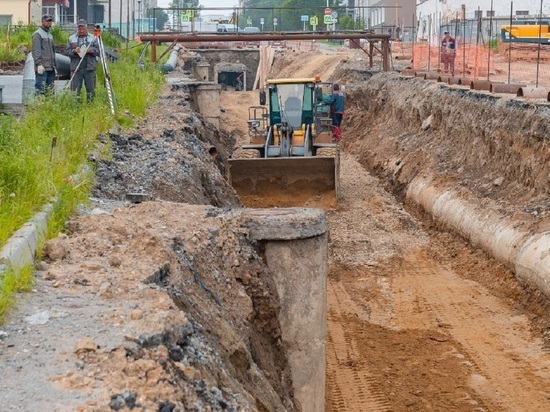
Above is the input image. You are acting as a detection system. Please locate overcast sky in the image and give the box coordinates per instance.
[157,0,238,9]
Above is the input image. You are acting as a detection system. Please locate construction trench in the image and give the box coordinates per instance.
[1,47,550,411]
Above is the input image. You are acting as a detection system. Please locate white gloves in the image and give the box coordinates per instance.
[37,65,45,75]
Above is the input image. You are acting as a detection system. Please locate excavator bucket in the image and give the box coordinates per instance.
[228,156,339,209]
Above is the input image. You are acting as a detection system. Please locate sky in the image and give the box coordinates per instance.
[156,0,239,17]
[157,1,237,9]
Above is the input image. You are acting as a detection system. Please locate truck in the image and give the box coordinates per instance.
[228,77,340,208]
[501,20,550,43]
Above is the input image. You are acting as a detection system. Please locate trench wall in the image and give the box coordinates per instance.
[344,72,550,298]
[185,49,260,91]
[346,73,550,206]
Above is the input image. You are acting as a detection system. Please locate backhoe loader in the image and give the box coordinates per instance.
[228,77,340,208]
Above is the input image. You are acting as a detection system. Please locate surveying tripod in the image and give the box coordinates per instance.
[66,26,115,115]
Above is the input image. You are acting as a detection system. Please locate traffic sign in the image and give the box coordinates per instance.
[323,15,332,25]
[331,11,338,18]
[301,15,308,22]
[309,16,318,26]
[325,8,331,15]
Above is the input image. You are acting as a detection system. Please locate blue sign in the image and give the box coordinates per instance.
[301,15,308,22]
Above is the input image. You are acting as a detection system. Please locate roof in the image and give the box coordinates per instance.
[266,78,317,85]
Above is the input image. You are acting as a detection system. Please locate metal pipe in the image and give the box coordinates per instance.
[490,83,525,94]
[162,45,181,73]
[448,77,461,85]
[139,32,390,42]
[141,32,391,68]
[424,71,440,80]
[470,80,492,91]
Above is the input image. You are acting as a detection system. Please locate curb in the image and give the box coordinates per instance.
[0,203,53,288]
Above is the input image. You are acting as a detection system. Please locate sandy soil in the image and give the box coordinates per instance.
[1,45,549,412]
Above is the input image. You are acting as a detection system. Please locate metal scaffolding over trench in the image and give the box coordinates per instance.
[138,32,392,71]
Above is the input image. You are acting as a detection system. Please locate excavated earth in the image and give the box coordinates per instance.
[1,46,550,412]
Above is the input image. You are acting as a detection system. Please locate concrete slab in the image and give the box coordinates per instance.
[0,204,53,287]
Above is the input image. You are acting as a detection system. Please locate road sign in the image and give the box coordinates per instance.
[309,16,318,26]
[260,18,265,25]
[273,17,278,27]
[324,15,332,25]
[331,11,338,19]
[301,15,308,22]
[325,8,331,15]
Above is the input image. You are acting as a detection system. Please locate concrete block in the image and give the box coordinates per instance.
[0,204,53,286]
[238,207,328,412]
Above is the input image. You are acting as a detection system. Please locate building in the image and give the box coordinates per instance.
[358,0,416,38]
[0,0,158,28]
[1,0,43,24]
[416,0,548,42]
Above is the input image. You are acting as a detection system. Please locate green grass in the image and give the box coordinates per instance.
[0,265,34,323]
[0,52,165,322]
[0,23,69,63]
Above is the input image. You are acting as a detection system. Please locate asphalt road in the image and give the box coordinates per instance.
[0,75,68,104]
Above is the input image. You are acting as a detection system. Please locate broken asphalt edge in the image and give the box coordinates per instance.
[0,203,53,290]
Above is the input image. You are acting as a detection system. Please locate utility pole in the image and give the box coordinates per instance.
[138,0,142,33]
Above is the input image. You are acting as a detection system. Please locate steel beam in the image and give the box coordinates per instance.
[139,31,390,70]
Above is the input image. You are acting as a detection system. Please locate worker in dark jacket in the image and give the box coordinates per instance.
[326,83,345,142]
[31,14,57,94]
[66,19,99,101]
[441,31,456,74]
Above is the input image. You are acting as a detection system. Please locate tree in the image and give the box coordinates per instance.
[146,8,168,31]
[242,0,326,31]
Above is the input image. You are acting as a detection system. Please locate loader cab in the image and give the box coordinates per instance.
[266,79,316,129]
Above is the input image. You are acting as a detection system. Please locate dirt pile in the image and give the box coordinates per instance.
[3,45,550,412]
[0,74,298,410]
[92,82,240,208]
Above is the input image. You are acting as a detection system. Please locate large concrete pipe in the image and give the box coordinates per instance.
[185,82,222,127]
[23,52,71,103]
[163,45,182,73]
[517,86,549,99]
[241,208,328,412]
[406,175,550,299]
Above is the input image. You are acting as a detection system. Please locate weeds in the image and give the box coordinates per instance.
[0,265,34,323]
[0,23,69,63]
[0,51,165,321]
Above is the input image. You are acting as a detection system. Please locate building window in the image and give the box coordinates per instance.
[516,10,529,16]
[0,15,12,25]
[474,10,483,19]
[42,6,56,19]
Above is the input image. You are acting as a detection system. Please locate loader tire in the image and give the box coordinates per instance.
[233,148,261,159]
[316,147,339,158]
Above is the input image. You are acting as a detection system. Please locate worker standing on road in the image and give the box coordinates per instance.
[31,14,57,95]
[326,83,345,142]
[441,31,456,75]
[66,20,99,101]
